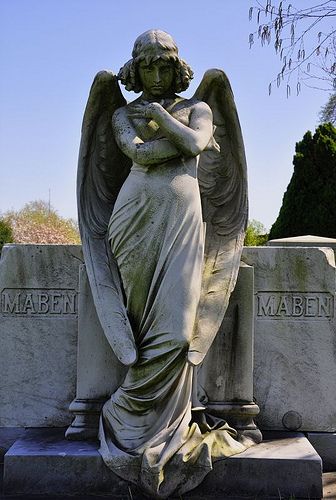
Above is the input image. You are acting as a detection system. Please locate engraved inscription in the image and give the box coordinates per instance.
[1,289,77,316]
[256,292,334,320]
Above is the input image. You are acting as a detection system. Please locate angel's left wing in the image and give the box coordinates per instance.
[77,71,137,366]
[188,69,248,366]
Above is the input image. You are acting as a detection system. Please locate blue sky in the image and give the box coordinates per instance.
[0,0,332,230]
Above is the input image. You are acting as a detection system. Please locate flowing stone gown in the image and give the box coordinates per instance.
[78,70,251,498]
[99,159,247,497]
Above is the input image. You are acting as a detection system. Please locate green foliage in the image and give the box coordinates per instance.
[270,123,336,239]
[0,218,13,254]
[244,219,269,246]
[3,200,80,244]
[320,92,336,125]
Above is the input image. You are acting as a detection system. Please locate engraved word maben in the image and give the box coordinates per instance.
[1,288,77,316]
[257,291,334,320]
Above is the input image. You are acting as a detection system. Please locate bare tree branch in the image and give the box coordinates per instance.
[249,0,336,93]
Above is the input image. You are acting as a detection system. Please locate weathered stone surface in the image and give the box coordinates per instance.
[4,429,322,498]
[199,263,261,442]
[197,432,322,499]
[201,263,254,404]
[0,244,83,427]
[66,263,261,443]
[242,246,336,432]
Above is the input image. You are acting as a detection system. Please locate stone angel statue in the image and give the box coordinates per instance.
[77,29,252,499]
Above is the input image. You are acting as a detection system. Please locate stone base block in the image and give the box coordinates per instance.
[308,432,336,472]
[4,429,322,499]
[3,429,124,497]
[0,428,28,460]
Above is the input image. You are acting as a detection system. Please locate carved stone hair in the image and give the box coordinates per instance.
[118,29,194,93]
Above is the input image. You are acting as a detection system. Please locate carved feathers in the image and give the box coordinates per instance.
[77,71,137,366]
[188,69,248,366]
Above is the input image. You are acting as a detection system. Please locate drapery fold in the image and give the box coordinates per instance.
[99,158,252,498]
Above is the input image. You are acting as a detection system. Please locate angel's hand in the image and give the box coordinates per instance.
[128,102,164,121]
[204,135,220,153]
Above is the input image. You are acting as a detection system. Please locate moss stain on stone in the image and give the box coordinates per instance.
[293,256,308,289]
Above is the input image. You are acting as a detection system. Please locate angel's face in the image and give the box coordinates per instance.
[138,58,175,99]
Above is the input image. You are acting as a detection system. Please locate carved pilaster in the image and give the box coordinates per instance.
[66,265,127,441]
[200,263,261,443]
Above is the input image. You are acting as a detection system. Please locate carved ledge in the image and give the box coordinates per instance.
[65,398,106,440]
[207,401,262,443]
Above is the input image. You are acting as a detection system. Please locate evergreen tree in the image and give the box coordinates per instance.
[269,123,336,239]
[320,92,336,125]
[0,218,13,254]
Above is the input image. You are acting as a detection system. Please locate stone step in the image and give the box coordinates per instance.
[3,429,322,499]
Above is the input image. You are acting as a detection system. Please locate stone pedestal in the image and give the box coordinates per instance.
[65,265,127,439]
[67,262,261,442]
[200,263,261,442]
[3,429,322,498]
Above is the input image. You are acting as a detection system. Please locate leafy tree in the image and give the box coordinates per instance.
[269,123,336,239]
[2,200,80,245]
[249,1,336,94]
[0,218,13,254]
[320,91,336,123]
[244,219,269,246]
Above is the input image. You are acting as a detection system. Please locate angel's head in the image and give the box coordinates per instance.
[118,29,193,96]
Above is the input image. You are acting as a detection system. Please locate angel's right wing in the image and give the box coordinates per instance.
[78,71,137,366]
[188,69,248,366]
